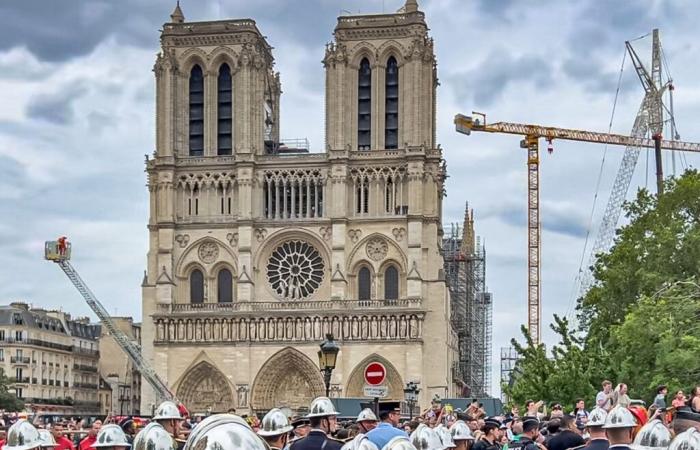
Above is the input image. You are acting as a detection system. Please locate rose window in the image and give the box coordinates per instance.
[267,240,325,300]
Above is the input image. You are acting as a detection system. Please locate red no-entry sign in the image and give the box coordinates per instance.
[364,362,386,386]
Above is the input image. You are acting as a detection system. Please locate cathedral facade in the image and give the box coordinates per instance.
[141,0,458,414]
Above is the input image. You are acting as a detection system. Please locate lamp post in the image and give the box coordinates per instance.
[403,381,420,421]
[317,334,340,397]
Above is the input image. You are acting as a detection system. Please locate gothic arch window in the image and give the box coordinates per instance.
[358,58,372,151]
[358,267,371,301]
[385,56,399,149]
[217,63,233,155]
[189,65,205,156]
[217,268,233,303]
[190,269,204,304]
[384,265,399,300]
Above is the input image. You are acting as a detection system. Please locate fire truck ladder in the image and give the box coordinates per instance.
[45,240,176,403]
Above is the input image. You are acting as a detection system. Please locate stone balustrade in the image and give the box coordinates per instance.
[159,298,422,314]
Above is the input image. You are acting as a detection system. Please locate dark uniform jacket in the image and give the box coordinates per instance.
[289,430,344,450]
[473,437,502,450]
[548,430,586,450]
[579,438,609,450]
[508,437,539,450]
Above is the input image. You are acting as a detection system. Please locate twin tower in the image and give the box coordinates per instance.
[141,0,456,414]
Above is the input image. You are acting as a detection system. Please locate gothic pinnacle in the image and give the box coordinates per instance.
[405,0,419,13]
[170,0,185,23]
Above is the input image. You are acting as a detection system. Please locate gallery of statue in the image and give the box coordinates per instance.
[141,0,458,414]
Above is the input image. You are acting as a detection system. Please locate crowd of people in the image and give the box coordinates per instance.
[1,380,700,450]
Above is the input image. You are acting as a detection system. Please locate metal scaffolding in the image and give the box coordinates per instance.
[500,347,520,402]
[443,203,492,397]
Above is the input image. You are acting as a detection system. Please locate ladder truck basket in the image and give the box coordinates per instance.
[45,241,71,261]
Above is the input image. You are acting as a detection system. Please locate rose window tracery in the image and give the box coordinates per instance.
[267,240,324,300]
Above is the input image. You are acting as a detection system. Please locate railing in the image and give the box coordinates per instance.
[11,356,30,364]
[74,382,98,389]
[73,347,100,357]
[73,364,98,373]
[2,337,73,352]
[10,377,30,384]
[175,155,236,166]
[164,298,423,314]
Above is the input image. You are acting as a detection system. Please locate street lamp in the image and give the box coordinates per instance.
[403,381,420,420]
[317,334,340,397]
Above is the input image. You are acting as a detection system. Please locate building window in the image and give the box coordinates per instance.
[0,349,4,362]
[356,179,369,215]
[190,269,204,304]
[385,56,399,149]
[217,63,233,155]
[15,331,22,341]
[384,265,399,300]
[189,65,205,156]
[0,330,4,340]
[358,267,371,301]
[358,58,371,151]
[217,269,233,303]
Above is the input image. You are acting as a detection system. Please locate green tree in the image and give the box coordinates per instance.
[609,278,700,400]
[579,170,700,346]
[0,369,25,411]
[504,316,609,408]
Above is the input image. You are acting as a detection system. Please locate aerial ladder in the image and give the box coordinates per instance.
[454,113,700,343]
[44,238,179,407]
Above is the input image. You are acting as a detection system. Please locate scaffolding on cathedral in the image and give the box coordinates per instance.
[500,346,520,402]
[442,204,492,397]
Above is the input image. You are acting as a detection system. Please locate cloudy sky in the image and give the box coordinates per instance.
[1,0,699,397]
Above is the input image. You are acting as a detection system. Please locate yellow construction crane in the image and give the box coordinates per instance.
[454,112,700,343]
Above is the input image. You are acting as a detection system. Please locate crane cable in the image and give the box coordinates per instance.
[565,48,628,323]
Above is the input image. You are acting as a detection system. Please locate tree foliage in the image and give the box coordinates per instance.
[506,170,700,407]
[0,369,25,411]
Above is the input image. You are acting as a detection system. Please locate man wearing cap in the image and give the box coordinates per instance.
[473,418,502,450]
[290,396,344,450]
[365,402,408,450]
[507,417,540,450]
[258,408,293,450]
[672,407,700,435]
[356,409,379,434]
[602,406,636,450]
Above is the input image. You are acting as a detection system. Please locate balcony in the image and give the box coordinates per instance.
[74,382,98,389]
[73,364,98,373]
[10,377,30,384]
[10,356,30,364]
[1,337,73,352]
[162,298,423,314]
[72,347,100,358]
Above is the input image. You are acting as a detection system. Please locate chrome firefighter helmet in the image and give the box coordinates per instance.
[258,408,293,437]
[449,421,474,441]
[92,424,132,448]
[153,401,183,421]
[182,414,270,450]
[587,407,608,428]
[341,434,379,450]
[132,423,163,450]
[37,430,57,448]
[307,397,340,418]
[357,408,379,423]
[410,424,443,450]
[631,419,672,450]
[669,428,700,450]
[384,437,418,450]
[603,406,637,429]
[4,420,42,450]
[435,425,456,449]
[141,425,175,450]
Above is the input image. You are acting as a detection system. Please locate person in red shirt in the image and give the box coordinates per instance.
[79,421,102,450]
[51,424,75,450]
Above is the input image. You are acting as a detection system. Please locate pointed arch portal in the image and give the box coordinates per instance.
[251,348,325,412]
[176,361,234,413]
[345,354,404,401]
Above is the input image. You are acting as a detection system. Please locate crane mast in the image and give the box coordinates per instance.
[578,29,667,298]
[454,113,700,343]
[44,240,176,404]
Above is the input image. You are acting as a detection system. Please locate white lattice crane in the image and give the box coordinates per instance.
[454,113,700,343]
[44,239,180,407]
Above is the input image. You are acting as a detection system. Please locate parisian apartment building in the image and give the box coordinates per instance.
[0,302,141,415]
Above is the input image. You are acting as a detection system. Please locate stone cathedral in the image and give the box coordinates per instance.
[141,0,458,414]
